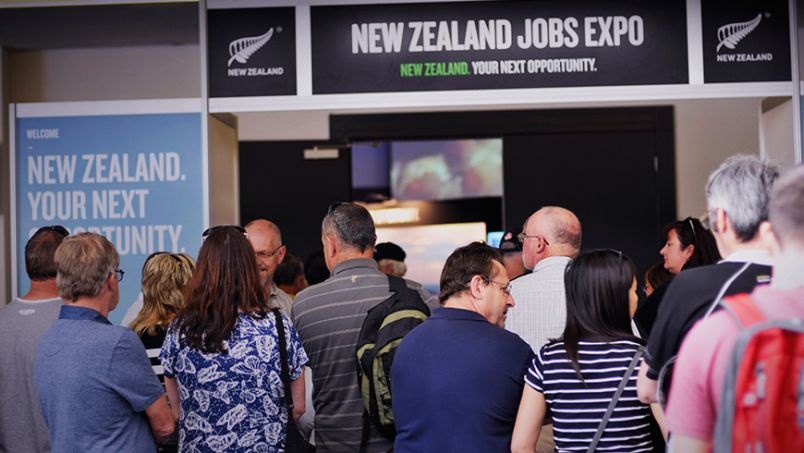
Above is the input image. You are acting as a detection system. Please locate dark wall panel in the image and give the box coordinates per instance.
[504,131,662,273]
[239,141,351,263]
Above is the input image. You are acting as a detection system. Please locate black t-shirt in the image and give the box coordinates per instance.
[645,261,772,380]
[633,282,670,338]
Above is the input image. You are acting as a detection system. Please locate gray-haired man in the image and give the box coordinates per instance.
[637,154,780,404]
[292,203,436,452]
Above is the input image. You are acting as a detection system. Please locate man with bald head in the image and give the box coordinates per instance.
[507,206,582,351]
[245,219,294,315]
[506,207,581,452]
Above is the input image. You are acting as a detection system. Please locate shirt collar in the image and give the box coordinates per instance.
[58,305,112,325]
[331,258,378,276]
[721,249,773,266]
[431,307,489,323]
[533,255,573,272]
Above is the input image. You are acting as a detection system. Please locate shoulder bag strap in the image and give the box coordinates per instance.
[586,347,644,453]
[273,309,294,408]
[702,262,752,320]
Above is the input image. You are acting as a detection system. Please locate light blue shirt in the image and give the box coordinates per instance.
[35,305,164,453]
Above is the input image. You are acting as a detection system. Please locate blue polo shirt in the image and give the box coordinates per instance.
[34,305,164,453]
[391,307,535,453]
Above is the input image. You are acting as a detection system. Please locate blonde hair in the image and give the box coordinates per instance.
[130,252,195,336]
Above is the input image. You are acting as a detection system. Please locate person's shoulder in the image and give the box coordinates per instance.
[492,324,535,355]
[664,263,739,297]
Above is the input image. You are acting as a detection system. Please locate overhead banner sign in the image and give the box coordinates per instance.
[14,110,203,325]
[208,7,297,97]
[701,0,791,83]
[310,1,688,94]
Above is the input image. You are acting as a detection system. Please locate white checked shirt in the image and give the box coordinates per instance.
[506,256,572,352]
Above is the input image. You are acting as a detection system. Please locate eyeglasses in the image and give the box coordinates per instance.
[483,278,512,296]
[33,225,69,237]
[115,268,125,282]
[516,232,550,246]
[202,225,247,238]
[256,245,284,260]
[703,208,721,233]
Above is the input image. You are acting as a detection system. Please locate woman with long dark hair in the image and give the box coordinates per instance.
[635,217,721,336]
[512,250,661,453]
[659,217,720,274]
[160,226,308,452]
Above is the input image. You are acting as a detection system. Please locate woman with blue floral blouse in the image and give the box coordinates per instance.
[160,226,308,453]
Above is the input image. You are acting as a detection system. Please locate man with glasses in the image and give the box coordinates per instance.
[292,202,436,452]
[0,225,68,453]
[391,242,533,452]
[664,164,804,452]
[34,233,174,452]
[245,219,294,315]
[638,155,779,405]
[507,206,582,351]
[505,206,581,452]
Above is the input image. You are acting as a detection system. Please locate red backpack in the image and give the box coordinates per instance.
[713,294,804,453]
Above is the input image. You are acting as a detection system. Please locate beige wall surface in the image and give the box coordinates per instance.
[9,45,200,102]
[674,98,761,218]
[761,99,797,169]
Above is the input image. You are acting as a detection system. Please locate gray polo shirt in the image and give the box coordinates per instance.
[34,305,164,453]
[291,258,436,452]
[0,297,62,453]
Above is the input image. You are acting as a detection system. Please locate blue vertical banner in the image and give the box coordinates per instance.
[15,112,203,325]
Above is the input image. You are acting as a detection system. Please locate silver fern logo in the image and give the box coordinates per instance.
[716,14,761,52]
[228,28,274,67]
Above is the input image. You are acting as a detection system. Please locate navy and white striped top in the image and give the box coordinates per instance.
[526,339,653,453]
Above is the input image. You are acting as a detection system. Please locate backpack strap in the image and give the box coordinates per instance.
[722,294,766,329]
[387,274,407,294]
[360,276,402,453]
[272,309,294,408]
[587,347,644,453]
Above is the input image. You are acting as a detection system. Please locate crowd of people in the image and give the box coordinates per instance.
[0,153,802,453]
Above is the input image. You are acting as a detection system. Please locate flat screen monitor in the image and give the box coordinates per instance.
[486,231,504,248]
[376,222,487,295]
[390,138,503,201]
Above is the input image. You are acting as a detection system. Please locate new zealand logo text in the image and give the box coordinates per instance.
[226,27,285,77]
[715,13,772,63]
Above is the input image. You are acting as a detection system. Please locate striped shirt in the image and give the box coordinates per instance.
[139,328,167,383]
[291,258,436,452]
[526,339,653,453]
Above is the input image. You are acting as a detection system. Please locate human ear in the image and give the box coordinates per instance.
[758,221,780,255]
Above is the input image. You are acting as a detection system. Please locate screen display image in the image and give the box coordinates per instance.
[375,222,487,295]
[486,230,504,248]
[391,139,503,201]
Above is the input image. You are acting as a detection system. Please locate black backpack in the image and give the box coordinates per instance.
[355,275,430,447]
